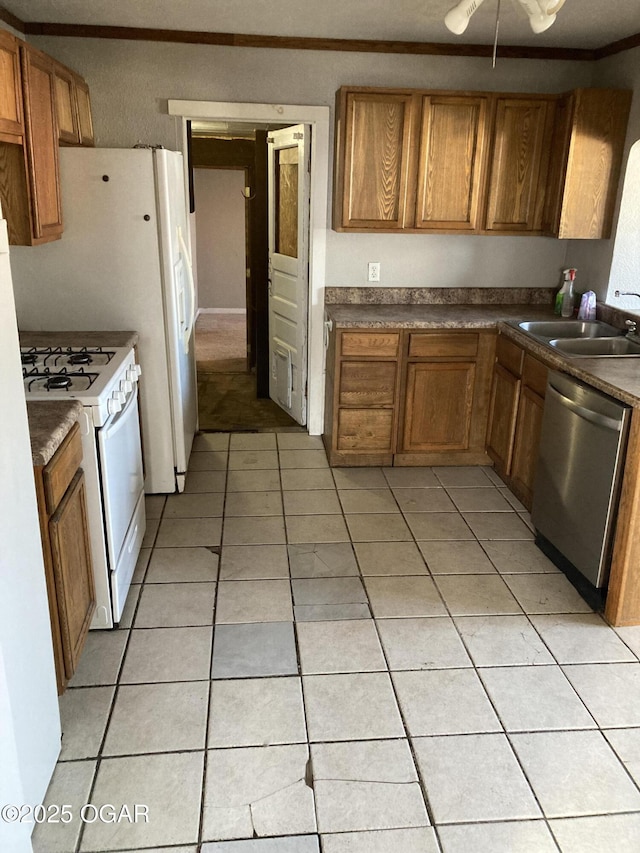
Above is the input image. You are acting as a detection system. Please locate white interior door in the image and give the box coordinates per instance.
[267,125,310,425]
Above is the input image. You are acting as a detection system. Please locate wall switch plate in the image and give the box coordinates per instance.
[368,262,381,282]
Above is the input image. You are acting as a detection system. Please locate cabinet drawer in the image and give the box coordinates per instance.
[341,331,399,358]
[339,361,396,406]
[496,334,524,376]
[337,409,394,452]
[43,422,82,513]
[408,332,478,358]
[522,353,548,397]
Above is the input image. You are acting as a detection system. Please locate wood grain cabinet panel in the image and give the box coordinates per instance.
[415,94,490,231]
[402,361,476,452]
[49,471,96,678]
[486,363,521,477]
[339,361,396,407]
[0,30,23,139]
[485,333,549,509]
[485,97,555,233]
[334,89,415,230]
[75,77,95,146]
[33,423,95,694]
[54,64,80,145]
[409,332,478,358]
[19,43,63,243]
[510,385,545,506]
[337,409,394,452]
[341,331,399,358]
[543,88,632,239]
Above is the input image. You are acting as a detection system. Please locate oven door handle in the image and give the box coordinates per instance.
[103,384,139,439]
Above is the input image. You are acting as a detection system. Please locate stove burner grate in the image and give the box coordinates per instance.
[23,365,100,392]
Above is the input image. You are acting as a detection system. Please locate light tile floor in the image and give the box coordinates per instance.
[33,431,640,853]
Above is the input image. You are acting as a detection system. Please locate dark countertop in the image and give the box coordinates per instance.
[27,400,84,467]
[326,302,640,408]
[19,330,139,350]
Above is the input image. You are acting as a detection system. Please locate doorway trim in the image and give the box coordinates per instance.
[168,99,330,435]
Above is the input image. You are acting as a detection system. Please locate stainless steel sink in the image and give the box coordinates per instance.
[518,320,622,339]
[549,337,640,356]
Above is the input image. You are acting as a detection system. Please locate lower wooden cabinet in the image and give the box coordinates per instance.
[323,326,496,466]
[34,422,95,694]
[486,334,549,509]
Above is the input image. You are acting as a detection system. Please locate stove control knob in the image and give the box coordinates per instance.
[121,379,133,393]
[116,391,126,405]
[108,396,122,415]
[126,369,137,383]
[134,364,142,377]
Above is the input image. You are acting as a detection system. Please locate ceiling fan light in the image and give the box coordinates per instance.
[516,0,557,33]
[528,10,557,32]
[444,0,487,35]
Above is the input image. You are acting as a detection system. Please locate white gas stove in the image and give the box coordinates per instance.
[22,344,146,628]
[21,345,141,426]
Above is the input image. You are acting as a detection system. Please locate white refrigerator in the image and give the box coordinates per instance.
[11,148,198,494]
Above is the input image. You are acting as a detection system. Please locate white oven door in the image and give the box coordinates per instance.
[97,384,145,619]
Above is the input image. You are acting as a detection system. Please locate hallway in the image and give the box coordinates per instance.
[33,431,640,852]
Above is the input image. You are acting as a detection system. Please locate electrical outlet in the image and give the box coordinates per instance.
[368,262,381,282]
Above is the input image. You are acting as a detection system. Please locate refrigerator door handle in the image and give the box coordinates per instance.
[178,226,196,354]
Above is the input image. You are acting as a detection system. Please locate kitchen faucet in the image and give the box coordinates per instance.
[615,290,640,299]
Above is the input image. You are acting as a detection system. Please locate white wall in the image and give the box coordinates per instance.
[27,36,597,292]
[0,220,61,853]
[194,168,246,310]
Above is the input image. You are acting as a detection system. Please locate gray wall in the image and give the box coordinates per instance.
[193,168,246,311]
[27,35,616,293]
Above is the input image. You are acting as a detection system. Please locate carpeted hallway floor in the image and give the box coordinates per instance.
[195,313,298,431]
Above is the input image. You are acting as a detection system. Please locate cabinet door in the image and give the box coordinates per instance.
[415,95,489,231]
[486,363,521,477]
[510,386,545,509]
[555,89,632,239]
[49,470,96,680]
[0,30,23,139]
[485,97,554,233]
[336,90,415,230]
[54,64,80,145]
[402,361,476,452]
[75,77,95,146]
[20,45,63,242]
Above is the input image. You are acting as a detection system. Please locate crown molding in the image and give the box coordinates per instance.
[0,14,634,62]
[0,4,26,32]
[20,22,598,60]
[594,31,640,60]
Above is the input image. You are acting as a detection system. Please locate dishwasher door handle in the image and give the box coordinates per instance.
[547,382,623,432]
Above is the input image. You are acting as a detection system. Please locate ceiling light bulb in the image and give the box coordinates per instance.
[444,0,488,35]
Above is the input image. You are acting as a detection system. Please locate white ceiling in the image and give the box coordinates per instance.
[2,0,639,50]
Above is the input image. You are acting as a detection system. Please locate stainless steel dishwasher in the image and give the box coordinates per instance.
[531,371,631,596]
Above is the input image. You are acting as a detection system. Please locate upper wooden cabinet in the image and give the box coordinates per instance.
[334,90,415,229]
[0,30,23,140]
[19,43,64,244]
[543,88,632,239]
[415,94,490,232]
[74,77,95,145]
[53,61,95,147]
[333,85,631,239]
[484,96,555,234]
[0,28,94,245]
